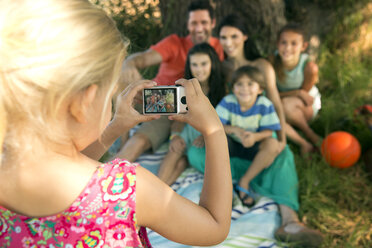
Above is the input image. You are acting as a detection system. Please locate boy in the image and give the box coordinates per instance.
[216,65,281,206]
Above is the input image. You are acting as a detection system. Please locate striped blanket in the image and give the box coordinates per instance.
[109,140,286,248]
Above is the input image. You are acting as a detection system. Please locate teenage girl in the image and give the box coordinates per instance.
[0,1,232,247]
[272,23,322,154]
[157,42,226,185]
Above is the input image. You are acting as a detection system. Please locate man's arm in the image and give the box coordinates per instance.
[118,49,163,91]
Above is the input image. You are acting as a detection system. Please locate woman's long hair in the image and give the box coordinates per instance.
[217,14,261,60]
[184,43,226,107]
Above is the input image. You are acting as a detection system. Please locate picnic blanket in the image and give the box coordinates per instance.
[108,140,287,248]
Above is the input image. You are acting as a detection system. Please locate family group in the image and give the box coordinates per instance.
[0,0,323,247]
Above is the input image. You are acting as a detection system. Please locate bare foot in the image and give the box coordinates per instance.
[301,142,314,155]
[275,221,323,247]
[306,130,322,146]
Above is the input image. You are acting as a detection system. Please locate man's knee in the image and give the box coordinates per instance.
[175,156,188,171]
[130,132,152,149]
[116,133,152,162]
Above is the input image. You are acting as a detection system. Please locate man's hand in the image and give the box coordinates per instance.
[192,135,205,148]
[117,60,143,95]
[118,49,163,93]
[169,135,186,154]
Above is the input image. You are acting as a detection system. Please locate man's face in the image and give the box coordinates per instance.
[187,10,215,44]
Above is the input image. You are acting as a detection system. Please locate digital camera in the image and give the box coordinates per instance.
[143,86,187,115]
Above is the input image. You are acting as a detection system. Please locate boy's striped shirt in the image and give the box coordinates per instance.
[216,94,281,133]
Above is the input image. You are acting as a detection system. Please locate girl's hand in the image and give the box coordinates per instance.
[169,79,223,136]
[241,131,256,148]
[298,89,314,106]
[169,136,186,154]
[111,80,160,131]
[192,135,205,148]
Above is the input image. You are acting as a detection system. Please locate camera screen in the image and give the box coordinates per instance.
[143,88,177,114]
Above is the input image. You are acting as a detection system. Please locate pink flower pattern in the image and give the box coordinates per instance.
[0,159,151,248]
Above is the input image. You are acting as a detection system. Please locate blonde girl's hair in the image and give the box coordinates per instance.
[274,23,307,82]
[0,0,128,161]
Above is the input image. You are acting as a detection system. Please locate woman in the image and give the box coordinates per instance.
[218,14,287,153]
[217,14,323,247]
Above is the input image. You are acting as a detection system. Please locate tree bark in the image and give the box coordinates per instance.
[158,0,192,37]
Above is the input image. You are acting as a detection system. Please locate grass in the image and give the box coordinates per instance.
[292,3,372,247]
[294,150,372,247]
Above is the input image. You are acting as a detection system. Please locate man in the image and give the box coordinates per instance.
[116,0,224,162]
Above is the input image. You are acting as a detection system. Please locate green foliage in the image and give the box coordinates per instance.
[308,0,367,9]
[311,5,372,148]
[324,9,365,52]
[92,0,161,79]
[312,50,372,135]
[92,0,162,53]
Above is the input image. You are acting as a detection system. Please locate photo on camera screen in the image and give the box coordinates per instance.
[144,88,177,114]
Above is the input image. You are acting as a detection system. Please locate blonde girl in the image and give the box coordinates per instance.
[0,0,232,247]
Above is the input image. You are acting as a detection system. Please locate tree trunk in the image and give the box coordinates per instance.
[158,0,192,37]
[158,0,287,57]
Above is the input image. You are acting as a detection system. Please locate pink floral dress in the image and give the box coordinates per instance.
[0,159,152,248]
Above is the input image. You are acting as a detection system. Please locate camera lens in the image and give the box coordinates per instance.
[181,96,187,104]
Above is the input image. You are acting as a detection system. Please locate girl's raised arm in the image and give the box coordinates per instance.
[136,78,232,246]
[82,80,159,160]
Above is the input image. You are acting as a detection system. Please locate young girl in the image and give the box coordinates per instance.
[157,43,226,185]
[272,23,322,154]
[0,1,232,247]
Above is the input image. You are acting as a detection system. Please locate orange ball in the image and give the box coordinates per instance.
[321,131,361,168]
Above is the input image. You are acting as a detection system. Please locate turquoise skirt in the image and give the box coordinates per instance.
[187,145,299,211]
